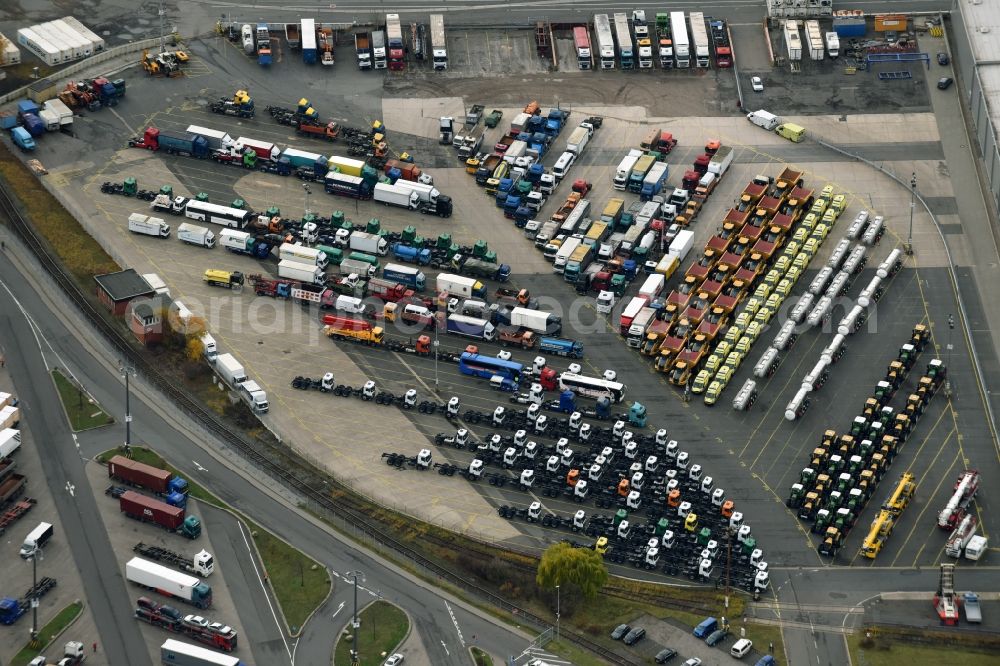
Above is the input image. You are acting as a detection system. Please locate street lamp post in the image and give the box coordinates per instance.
[26,546,42,644]
[303,183,312,217]
[555,584,560,640]
[349,571,364,665]
[906,172,917,255]
[946,314,954,397]
[119,361,135,455]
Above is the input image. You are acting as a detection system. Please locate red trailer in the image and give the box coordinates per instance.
[108,455,172,494]
[321,314,372,331]
[368,278,414,303]
[119,491,185,531]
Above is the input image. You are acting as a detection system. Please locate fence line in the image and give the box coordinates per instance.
[0,38,161,106]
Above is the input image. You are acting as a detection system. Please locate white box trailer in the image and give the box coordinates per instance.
[128,213,170,238]
[278,259,325,284]
[186,125,234,151]
[805,20,824,60]
[16,28,61,66]
[0,427,20,459]
[43,98,73,127]
[142,273,171,297]
[668,229,695,262]
[177,223,216,248]
[0,33,21,66]
[125,558,212,608]
[215,353,247,387]
[61,16,105,52]
[0,406,20,431]
[430,14,448,70]
[32,24,73,62]
[279,242,329,269]
[51,19,92,56]
[39,21,85,59]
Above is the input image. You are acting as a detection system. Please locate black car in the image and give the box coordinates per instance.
[610,623,631,640]
[938,77,954,90]
[623,627,646,646]
[655,648,679,663]
[937,52,949,65]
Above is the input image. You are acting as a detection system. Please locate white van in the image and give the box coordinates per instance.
[552,151,576,180]
[730,638,753,658]
[746,110,781,131]
[335,295,367,315]
[20,522,54,558]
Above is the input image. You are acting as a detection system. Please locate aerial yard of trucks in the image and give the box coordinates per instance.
[6,7,997,663]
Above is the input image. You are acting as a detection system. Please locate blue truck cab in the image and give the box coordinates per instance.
[539,337,584,358]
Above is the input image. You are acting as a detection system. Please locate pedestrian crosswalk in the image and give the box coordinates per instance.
[515,646,573,665]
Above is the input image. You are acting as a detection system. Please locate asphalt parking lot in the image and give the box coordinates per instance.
[0,373,107,666]
[83,461,269,665]
[16,22,999,584]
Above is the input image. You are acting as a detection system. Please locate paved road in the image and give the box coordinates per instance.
[0,260,153,666]
[0,235,533,665]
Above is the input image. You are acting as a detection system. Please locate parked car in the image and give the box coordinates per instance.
[384,655,405,666]
[751,76,764,92]
[937,52,949,65]
[682,659,703,666]
[754,657,776,666]
[655,648,679,663]
[611,623,631,640]
[705,628,729,646]
[938,77,954,90]
[208,622,233,635]
[623,626,646,645]
[184,615,209,629]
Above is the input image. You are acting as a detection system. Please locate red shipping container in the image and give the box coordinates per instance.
[322,314,372,331]
[119,490,184,530]
[108,455,171,494]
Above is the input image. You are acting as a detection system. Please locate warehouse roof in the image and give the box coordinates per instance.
[94,269,154,301]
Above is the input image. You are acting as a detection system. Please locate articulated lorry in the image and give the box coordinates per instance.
[127,557,212,608]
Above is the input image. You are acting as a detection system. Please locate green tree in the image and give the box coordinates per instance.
[536,542,608,600]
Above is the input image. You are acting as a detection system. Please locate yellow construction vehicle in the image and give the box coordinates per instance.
[860,509,894,559]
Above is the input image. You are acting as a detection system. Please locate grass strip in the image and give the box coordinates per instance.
[333,600,409,666]
[9,601,83,666]
[51,369,113,431]
[0,143,119,284]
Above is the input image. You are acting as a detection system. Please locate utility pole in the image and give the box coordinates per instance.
[555,584,560,640]
[946,314,954,398]
[303,183,312,218]
[158,0,166,54]
[349,571,364,665]
[27,546,43,645]
[905,172,916,255]
[724,526,733,610]
[119,361,135,455]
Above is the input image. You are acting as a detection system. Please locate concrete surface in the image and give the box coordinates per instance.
[83,461,256,665]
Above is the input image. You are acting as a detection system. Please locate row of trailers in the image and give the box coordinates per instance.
[16,16,106,67]
[573,11,732,71]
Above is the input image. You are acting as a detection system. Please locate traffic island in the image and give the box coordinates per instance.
[470,645,493,666]
[51,369,113,431]
[9,600,83,666]
[333,600,409,666]
[95,446,331,633]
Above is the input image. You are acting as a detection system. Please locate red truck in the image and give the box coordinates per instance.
[297,120,340,141]
[494,135,515,153]
[108,455,188,497]
[367,278,415,303]
[384,159,424,182]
